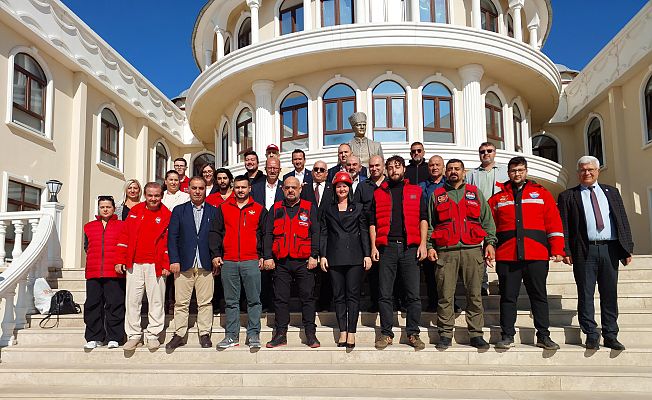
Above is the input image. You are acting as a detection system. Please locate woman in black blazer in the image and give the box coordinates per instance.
[320,171,372,349]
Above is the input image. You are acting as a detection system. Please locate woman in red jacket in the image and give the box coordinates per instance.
[82,196,125,350]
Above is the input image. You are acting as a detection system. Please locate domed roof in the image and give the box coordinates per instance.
[555,64,579,74]
[171,88,189,102]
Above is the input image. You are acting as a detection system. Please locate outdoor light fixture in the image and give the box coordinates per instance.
[46,179,63,202]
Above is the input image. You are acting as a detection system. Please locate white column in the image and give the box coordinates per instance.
[251,80,275,157]
[510,2,523,42]
[216,28,226,59]
[355,0,367,23]
[11,220,24,259]
[472,0,481,29]
[0,221,6,264]
[387,0,402,22]
[247,0,261,44]
[410,0,420,22]
[528,24,539,49]
[303,0,313,29]
[136,119,149,186]
[458,64,485,147]
[203,50,212,69]
[315,0,322,27]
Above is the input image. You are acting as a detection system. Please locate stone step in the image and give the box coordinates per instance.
[0,362,650,392]
[2,343,651,368]
[12,325,652,347]
[24,308,652,329]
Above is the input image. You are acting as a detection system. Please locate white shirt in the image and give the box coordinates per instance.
[352,175,360,194]
[162,190,190,211]
[313,181,325,207]
[294,169,305,184]
[580,183,616,241]
[265,180,280,210]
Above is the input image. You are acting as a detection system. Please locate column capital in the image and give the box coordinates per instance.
[246,0,261,9]
[527,13,540,29]
[251,80,275,95]
[458,64,485,84]
[508,0,524,10]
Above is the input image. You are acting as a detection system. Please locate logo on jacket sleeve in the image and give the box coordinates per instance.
[500,195,510,202]
[436,193,449,204]
[529,192,540,199]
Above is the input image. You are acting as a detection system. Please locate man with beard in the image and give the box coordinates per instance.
[244,150,266,185]
[206,168,234,207]
[427,159,496,350]
[328,143,367,182]
[406,142,428,184]
[283,149,312,187]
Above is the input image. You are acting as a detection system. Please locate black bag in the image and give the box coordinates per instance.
[39,290,81,329]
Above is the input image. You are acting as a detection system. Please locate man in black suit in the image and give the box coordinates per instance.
[346,155,374,215]
[558,156,633,351]
[327,143,367,182]
[283,149,313,188]
[252,157,283,210]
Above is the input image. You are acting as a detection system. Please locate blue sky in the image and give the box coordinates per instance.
[60,0,648,99]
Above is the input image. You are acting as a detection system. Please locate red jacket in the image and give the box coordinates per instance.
[373,179,422,246]
[430,185,487,247]
[179,175,189,194]
[116,202,171,276]
[213,196,266,262]
[206,191,233,208]
[488,180,565,261]
[83,215,124,279]
[271,199,312,259]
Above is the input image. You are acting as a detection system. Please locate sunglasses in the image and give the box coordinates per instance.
[479,149,494,154]
[313,168,326,173]
[411,149,423,154]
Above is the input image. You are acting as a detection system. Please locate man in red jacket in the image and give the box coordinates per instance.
[209,175,267,349]
[116,182,171,351]
[488,156,565,350]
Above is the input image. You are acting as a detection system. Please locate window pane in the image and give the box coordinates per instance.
[296,7,304,31]
[424,131,453,143]
[374,99,387,128]
[8,181,22,201]
[282,92,308,108]
[440,100,451,129]
[109,128,118,153]
[282,137,309,153]
[101,109,119,125]
[101,151,117,167]
[374,80,404,95]
[25,184,41,206]
[374,130,406,142]
[434,0,447,23]
[423,99,435,128]
[323,0,336,26]
[297,107,308,136]
[485,92,501,107]
[340,0,353,24]
[281,11,293,35]
[13,107,43,132]
[423,82,450,97]
[325,102,338,131]
[324,132,353,146]
[341,100,354,125]
[238,109,252,124]
[419,0,431,22]
[391,98,405,127]
[324,83,354,99]
[282,110,293,138]
[13,71,27,107]
[485,107,493,135]
[494,110,503,138]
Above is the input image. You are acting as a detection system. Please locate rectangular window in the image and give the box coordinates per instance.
[5,180,41,259]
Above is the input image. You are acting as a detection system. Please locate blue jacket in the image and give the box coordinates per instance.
[252,179,284,210]
[419,176,446,204]
[167,201,218,272]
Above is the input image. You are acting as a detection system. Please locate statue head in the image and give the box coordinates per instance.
[348,112,367,138]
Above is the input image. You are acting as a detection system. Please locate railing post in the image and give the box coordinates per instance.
[11,220,24,259]
[14,278,29,329]
[41,202,64,270]
[0,286,17,346]
[0,221,6,264]
[24,219,41,315]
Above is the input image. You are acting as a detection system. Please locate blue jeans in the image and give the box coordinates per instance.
[221,260,261,338]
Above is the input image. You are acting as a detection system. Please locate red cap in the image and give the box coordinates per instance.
[266,144,280,152]
[332,171,353,186]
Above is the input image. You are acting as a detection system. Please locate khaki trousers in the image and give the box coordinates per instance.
[173,268,214,337]
[435,247,485,338]
[125,263,166,341]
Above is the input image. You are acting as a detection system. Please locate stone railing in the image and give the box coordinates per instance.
[0,203,63,347]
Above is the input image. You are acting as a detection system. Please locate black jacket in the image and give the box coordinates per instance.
[252,179,284,210]
[301,181,334,221]
[327,164,368,183]
[406,159,429,185]
[320,201,371,266]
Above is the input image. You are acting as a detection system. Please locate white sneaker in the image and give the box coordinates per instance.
[83,341,99,349]
[107,341,119,349]
[147,339,160,350]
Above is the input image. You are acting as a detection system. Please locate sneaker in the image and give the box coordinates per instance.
[217,336,239,349]
[495,336,515,349]
[246,334,261,349]
[407,334,425,351]
[374,335,393,350]
[436,336,452,350]
[107,341,119,349]
[306,333,321,348]
[147,339,160,351]
[536,336,560,350]
[123,338,141,351]
[266,331,288,348]
[83,340,99,350]
[469,336,490,350]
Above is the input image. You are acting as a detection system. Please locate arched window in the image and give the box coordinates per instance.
[587,117,603,166]
[238,18,251,49]
[323,83,356,145]
[100,109,120,168]
[422,82,453,143]
[532,134,558,163]
[155,142,169,184]
[507,14,514,37]
[480,0,498,33]
[280,0,304,35]
[322,0,354,27]
[373,80,407,142]
[12,53,46,133]
[224,35,231,55]
[419,0,448,23]
[221,124,229,166]
[237,109,253,160]
[193,153,215,177]
[513,104,523,152]
[485,92,504,149]
[280,92,309,152]
[645,75,652,144]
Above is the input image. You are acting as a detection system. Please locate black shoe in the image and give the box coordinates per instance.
[495,336,515,349]
[199,334,212,349]
[585,337,600,350]
[469,336,490,350]
[604,338,625,351]
[337,341,347,347]
[266,331,287,348]
[536,336,560,350]
[436,336,452,350]
[165,334,185,350]
[367,304,379,313]
[305,332,321,348]
[481,288,489,296]
[454,303,462,314]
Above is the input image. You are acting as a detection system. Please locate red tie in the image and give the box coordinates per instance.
[588,186,605,231]
[314,183,321,206]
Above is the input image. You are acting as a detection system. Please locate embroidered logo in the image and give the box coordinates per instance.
[410,195,417,200]
[248,210,256,215]
[465,191,476,200]
[298,212,309,222]
[500,195,509,202]
[436,194,449,203]
[530,192,540,199]
[155,217,161,224]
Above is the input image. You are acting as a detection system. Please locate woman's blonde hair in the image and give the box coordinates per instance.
[122,179,142,203]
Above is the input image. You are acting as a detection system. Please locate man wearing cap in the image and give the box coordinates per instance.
[266,144,280,159]
[348,112,383,166]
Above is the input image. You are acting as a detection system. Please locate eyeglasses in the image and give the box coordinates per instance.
[410,149,423,154]
[579,168,598,174]
[98,195,114,201]
[266,167,280,171]
[479,149,494,154]
[508,168,527,174]
[313,168,326,173]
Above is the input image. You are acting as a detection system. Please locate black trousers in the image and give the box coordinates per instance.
[378,242,421,337]
[422,259,438,309]
[261,269,275,312]
[315,268,333,311]
[330,264,364,333]
[496,260,550,339]
[84,278,126,343]
[273,258,316,333]
[573,242,620,341]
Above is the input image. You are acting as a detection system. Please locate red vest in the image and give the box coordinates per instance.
[271,199,312,260]
[431,184,487,247]
[83,215,124,279]
[373,179,422,246]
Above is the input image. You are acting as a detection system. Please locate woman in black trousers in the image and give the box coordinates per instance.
[320,171,372,348]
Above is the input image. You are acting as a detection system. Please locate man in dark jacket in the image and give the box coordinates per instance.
[405,142,428,184]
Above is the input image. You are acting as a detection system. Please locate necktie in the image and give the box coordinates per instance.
[588,186,605,231]
[314,183,321,206]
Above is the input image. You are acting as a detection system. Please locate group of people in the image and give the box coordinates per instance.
[81,111,633,353]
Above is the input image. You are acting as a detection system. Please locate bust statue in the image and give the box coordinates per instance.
[347,112,383,165]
